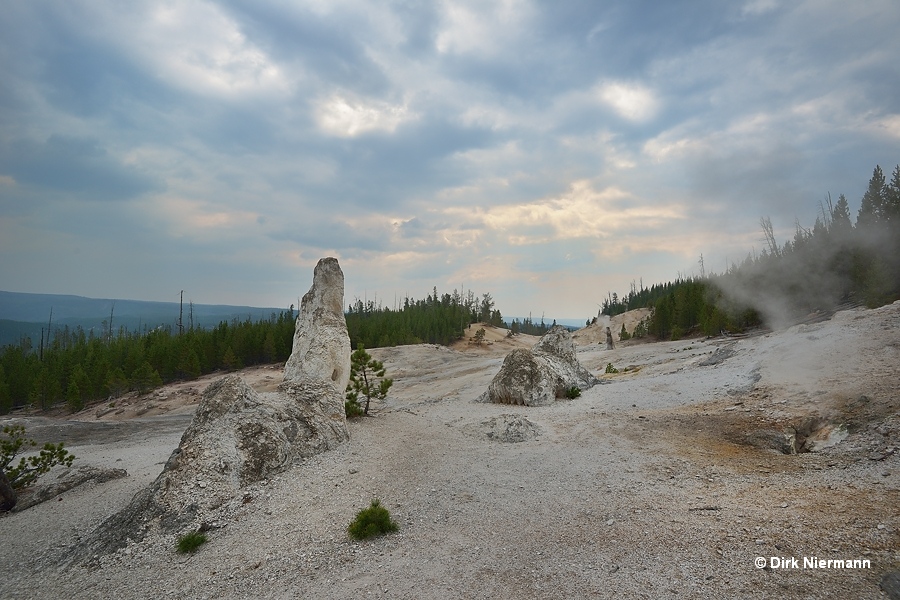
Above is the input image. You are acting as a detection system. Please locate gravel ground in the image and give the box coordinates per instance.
[1,303,898,599]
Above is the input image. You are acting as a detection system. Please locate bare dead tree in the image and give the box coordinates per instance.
[108,302,115,344]
[819,192,834,229]
[180,291,184,334]
[760,216,780,257]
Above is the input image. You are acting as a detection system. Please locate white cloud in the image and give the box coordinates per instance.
[435,0,533,57]
[871,114,900,140]
[316,94,415,137]
[150,3,288,97]
[595,81,659,122]
[71,1,289,100]
[444,180,685,245]
[741,0,779,18]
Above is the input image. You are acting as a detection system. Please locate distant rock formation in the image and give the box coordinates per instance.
[66,258,351,564]
[283,257,351,393]
[477,325,598,406]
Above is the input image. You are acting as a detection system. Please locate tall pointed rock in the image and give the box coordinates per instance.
[283,257,352,393]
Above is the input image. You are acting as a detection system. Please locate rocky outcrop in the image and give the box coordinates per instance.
[167,375,348,492]
[66,258,352,564]
[13,466,128,512]
[478,325,598,406]
[283,257,351,393]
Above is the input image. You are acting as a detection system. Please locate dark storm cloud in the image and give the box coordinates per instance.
[0,135,161,201]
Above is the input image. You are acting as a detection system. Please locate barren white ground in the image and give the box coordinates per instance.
[1,304,898,599]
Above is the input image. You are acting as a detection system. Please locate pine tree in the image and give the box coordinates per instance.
[106,368,129,399]
[30,366,61,410]
[858,165,887,228]
[177,345,201,380]
[67,365,91,412]
[831,194,853,236]
[479,293,494,323]
[345,344,392,416]
[0,366,11,415]
[66,379,83,413]
[222,346,242,371]
[131,361,162,395]
[887,164,900,223]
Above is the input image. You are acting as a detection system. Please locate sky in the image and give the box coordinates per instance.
[1,0,899,321]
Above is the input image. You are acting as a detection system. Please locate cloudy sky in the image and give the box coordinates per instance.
[1,1,898,321]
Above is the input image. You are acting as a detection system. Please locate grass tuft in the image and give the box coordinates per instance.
[348,499,398,540]
[176,531,208,554]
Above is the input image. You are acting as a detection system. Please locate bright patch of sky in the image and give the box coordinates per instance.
[1,0,898,320]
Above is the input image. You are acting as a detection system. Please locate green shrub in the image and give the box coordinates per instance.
[345,399,364,418]
[632,317,649,339]
[348,499,398,540]
[605,363,619,374]
[564,386,581,399]
[176,531,208,554]
[619,323,630,341]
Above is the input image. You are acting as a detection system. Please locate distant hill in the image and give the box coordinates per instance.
[507,317,585,331]
[0,291,286,347]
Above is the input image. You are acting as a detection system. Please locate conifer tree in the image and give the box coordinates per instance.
[858,165,887,228]
[831,194,853,236]
[0,366,11,414]
[345,344,392,416]
[131,361,162,395]
[888,164,900,223]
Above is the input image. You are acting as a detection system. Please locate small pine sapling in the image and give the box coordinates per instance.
[346,344,393,416]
